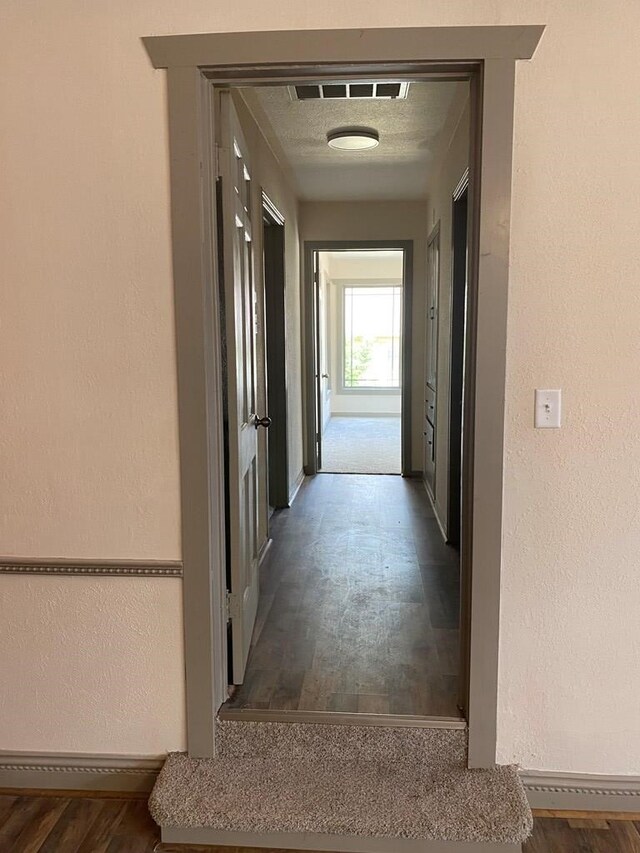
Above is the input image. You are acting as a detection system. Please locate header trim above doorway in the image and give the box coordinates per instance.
[142,26,545,69]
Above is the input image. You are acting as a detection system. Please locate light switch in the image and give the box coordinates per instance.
[535,389,561,428]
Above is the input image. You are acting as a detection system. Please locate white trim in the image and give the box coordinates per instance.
[422,479,449,543]
[336,278,404,395]
[522,770,640,812]
[161,827,521,852]
[0,751,162,792]
[287,469,305,506]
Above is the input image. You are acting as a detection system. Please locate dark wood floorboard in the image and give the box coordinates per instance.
[1,793,640,852]
[225,473,461,717]
[524,816,640,852]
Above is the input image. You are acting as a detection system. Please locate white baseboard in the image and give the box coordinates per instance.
[288,469,305,506]
[0,750,162,792]
[422,479,449,541]
[521,769,640,812]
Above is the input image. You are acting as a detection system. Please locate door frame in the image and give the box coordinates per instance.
[303,241,413,478]
[447,170,470,549]
[143,24,545,769]
[262,192,289,510]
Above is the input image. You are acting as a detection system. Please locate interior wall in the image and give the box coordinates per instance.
[0,576,186,755]
[1,1,639,776]
[300,202,429,470]
[425,99,471,530]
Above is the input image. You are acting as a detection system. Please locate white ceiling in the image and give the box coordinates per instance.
[241,81,468,202]
[321,250,404,281]
[325,250,403,261]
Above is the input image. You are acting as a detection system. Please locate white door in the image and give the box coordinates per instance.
[218,91,263,683]
[319,267,331,435]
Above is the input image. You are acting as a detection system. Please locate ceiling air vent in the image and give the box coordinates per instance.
[290,82,410,101]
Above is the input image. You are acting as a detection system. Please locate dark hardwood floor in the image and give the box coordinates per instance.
[1,792,639,852]
[224,473,461,717]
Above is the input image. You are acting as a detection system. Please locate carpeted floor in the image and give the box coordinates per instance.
[149,721,532,844]
[320,416,401,474]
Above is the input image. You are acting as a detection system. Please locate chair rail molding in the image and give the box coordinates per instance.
[0,557,183,577]
[522,769,640,811]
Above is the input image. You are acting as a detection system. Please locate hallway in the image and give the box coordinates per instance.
[224,474,461,717]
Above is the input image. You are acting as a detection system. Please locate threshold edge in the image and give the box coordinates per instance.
[217,707,467,729]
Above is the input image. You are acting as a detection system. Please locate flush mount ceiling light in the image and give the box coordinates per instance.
[327,128,380,151]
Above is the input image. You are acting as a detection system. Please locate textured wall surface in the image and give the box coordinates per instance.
[0,576,186,754]
[1,0,639,772]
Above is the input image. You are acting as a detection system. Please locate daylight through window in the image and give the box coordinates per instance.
[343,285,402,389]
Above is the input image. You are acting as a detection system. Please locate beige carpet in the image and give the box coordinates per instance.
[149,721,532,844]
[321,417,401,474]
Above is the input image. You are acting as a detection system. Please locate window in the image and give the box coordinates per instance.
[342,284,402,390]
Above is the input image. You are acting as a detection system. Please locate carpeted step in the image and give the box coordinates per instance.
[149,721,532,852]
[214,717,468,764]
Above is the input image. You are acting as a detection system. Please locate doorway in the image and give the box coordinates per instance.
[310,247,410,476]
[144,22,545,765]
[218,75,465,721]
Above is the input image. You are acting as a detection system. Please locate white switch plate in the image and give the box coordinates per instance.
[535,389,561,428]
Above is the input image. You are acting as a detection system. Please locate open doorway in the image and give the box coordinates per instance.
[145,22,544,768]
[314,248,406,476]
[215,75,471,722]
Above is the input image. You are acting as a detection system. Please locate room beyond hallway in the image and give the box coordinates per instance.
[223,474,460,717]
[320,416,401,474]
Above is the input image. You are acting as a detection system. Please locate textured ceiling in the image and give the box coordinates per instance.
[242,81,467,201]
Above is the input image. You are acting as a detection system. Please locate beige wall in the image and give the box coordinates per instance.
[0,576,186,755]
[301,202,429,470]
[1,1,640,775]
[425,98,470,529]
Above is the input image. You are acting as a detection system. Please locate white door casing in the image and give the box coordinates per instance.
[319,264,331,436]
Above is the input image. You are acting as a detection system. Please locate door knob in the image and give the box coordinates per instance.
[254,416,272,430]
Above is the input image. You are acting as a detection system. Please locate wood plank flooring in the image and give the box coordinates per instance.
[224,473,461,717]
[1,793,639,852]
